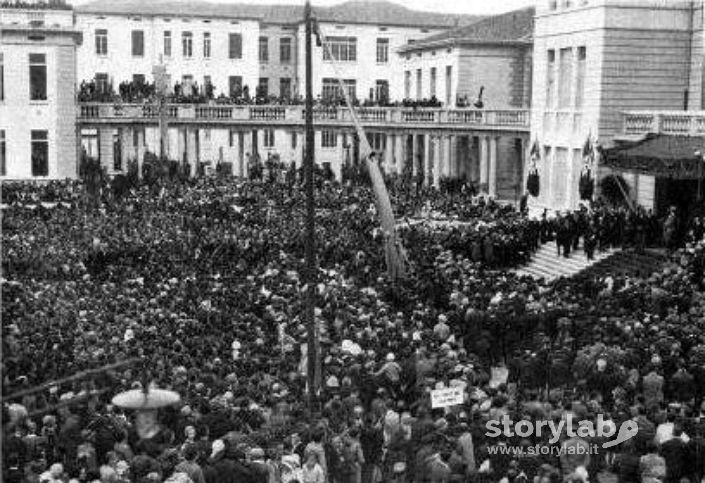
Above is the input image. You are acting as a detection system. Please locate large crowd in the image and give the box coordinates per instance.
[77,79,444,109]
[2,176,705,483]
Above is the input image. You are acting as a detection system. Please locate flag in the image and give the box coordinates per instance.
[530,139,541,159]
[582,136,591,158]
[582,133,594,165]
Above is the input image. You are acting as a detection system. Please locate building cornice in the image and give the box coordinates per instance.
[0,24,83,44]
[535,2,694,20]
[398,37,532,54]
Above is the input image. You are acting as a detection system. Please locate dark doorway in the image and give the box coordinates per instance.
[655,177,701,220]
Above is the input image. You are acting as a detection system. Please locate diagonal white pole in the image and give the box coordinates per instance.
[314,19,407,280]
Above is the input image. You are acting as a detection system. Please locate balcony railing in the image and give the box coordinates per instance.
[77,103,530,130]
[624,111,705,136]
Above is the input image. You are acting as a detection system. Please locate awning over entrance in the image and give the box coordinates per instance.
[602,133,704,179]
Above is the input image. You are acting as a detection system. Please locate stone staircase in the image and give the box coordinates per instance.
[577,248,668,280]
[515,242,669,281]
[514,242,619,281]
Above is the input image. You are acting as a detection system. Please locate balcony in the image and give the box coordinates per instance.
[77,103,531,132]
[623,111,705,136]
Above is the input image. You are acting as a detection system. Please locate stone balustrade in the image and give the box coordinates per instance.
[624,111,705,136]
[77,103,531,131]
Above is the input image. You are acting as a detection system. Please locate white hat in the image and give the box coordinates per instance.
[211,439,225,458]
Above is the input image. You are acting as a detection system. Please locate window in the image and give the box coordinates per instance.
[258,77,269,98]
[558,47,573,108]
[0,130,5,176]
[404,71,411,98]
[131,30,144,57]
[375,79,388,103]
[416,69,422,99]
[575,46,586,109]
[95,73,109,94]
[182,75,194,96]
[323,36,357,62]
[280,77,292,99]
[263,129,275,148]
[430,67,437,98]
[546,49,555,108]
[95,29,108,55]
[229,129,235,147]
[229,75,242,97]
[204,75,211,95]
[163,31,172,57]
[203,32,211,59]
[182,32,193,58]
[445,65,452,105]
[322,130,337,148]
[0,53,4,101]
[376,38,389,63]
[280,37,292,63]
[229,33,242,59]
[549,0,558,9]
[291,131,297,149]
[321,78,356,101]
[31,130,49,177]
[259,36,269,62]
[29,53,47,101]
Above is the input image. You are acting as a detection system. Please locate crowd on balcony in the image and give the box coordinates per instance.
[3,173,705,483]
[0,0,70,10]
[77,78,448,110]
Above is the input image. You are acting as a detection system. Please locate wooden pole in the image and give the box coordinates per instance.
[304,0,320,418]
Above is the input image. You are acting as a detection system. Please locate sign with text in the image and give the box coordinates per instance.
[431,387,464,408]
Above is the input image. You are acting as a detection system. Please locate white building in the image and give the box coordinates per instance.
[399,8,534,109]
[1,0,536,187]
[0,1,82,179]
[70,0,483,179]
[529,0,700,213]
[74,0,480,101]
[396,8,534,199]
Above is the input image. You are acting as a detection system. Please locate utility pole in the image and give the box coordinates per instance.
[697,151,703,204]
[304,0,320,419]
[152,63,169,162]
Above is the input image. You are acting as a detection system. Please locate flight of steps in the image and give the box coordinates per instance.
[577,248,669,280]
[514,242,619,281]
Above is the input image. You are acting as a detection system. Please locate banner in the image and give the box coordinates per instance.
[431,387,464,408]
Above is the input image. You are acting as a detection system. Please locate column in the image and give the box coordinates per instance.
[336,132,345,180]
[98,128,114,173]
[186,128,197,177]
[411,134,418,179]
[489,136,498,198]
[243,130,253,178]
[396,134,405,175]
[119,128,132,172]
[178,128,187,163]
[443,135,452,178]
[433,135,442,188]
[384,133,394,175]
[135,128,145,179]
[448,135,457,177]
[424,133,433,186]
[479,136,489,191]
